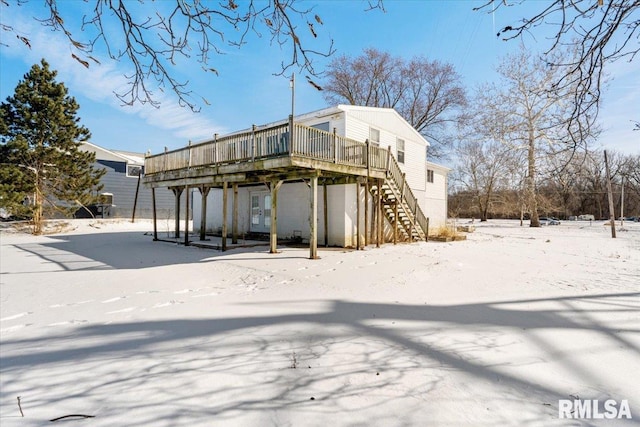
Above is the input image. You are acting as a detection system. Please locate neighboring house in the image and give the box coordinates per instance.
[144,105,449,255]
[80,141,174,219]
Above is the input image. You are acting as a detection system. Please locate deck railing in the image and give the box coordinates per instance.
[145,123,390,175]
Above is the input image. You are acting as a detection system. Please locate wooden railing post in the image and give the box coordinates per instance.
[400,172,406,202]
[188,140,192,170]
[289,115,294,155]
[365,139,370,174]
[163,146,168,173]
[213,133,218,166]
[333,128,337,163]
[251,124,256,161]
[386,146,392,174]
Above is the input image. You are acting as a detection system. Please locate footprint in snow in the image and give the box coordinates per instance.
[153,300,184,308]
[49,300,94,308]
[191,292,219,298]
[102,297,126,303]
[0,324,33,333]
[1,312,32,322]
[47,320,88,326]
[107,307,137,314]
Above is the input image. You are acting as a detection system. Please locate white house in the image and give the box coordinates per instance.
[144,105,449,253]
[80,141,174,219]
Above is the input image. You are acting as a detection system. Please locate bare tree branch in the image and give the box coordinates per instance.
[1,0,356,111]
[323,48,467,158]
[475,0,640,138]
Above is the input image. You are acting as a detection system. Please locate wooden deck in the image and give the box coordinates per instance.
[144,122,389,188]
[143,121,430,258]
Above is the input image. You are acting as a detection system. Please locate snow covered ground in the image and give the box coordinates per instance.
[1,219,638,426]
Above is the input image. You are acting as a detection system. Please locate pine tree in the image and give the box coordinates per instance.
[0,59,104,234]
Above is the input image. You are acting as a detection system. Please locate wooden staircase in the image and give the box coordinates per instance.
[369,150,430,242]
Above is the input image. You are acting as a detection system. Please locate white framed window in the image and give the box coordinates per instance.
[127,164,143,177]
[427,169,434,183]
[369,128,380,147]
[397,138,405,164]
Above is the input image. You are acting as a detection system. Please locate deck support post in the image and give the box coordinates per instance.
[310,176,319,259]
[152,187,158,241]
[232,183,239,244]
[356,181,361,250]
[199,186,210,241]
[393,200,398,245]
[371,186,377,244]
[171,187,184,239]
[270,180,283,254]
[222,182,228,251]
[377,178,383,247]
[323,183,328,247]
[365,140,370,247]
[184,186,190,246]
[364,179,369,246]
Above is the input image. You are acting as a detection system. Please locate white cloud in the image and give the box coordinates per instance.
[1,6,226,143]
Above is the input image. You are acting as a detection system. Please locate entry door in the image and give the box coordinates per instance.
[250,192,271,233]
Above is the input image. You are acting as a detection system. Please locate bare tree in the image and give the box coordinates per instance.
[472,47,598,227]
[1,0,382,111]
[475,0,640,139]
[544,149,590,219]
[322,48,467,158]
[453,139,520,221]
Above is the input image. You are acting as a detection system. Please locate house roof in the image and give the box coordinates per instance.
[205,104,429,148]
[426,161,451,173]
[80,141,145,165]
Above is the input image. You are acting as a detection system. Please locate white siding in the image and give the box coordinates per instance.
[341,108,427,194]
[193,183,353,245]
[424,163,449,228]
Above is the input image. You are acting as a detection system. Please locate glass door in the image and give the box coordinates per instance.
[250,191,271,233]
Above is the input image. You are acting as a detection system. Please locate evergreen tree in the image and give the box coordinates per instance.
[0,59,104,234]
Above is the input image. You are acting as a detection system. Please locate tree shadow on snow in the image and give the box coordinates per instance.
[1,292,639,426]
[5,231,310,272]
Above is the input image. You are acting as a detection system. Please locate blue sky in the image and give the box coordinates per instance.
[1,0,638,157]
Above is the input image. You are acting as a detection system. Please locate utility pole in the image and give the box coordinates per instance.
[604,150,616,238]
[289,74,295,153]
[620,175,625,228]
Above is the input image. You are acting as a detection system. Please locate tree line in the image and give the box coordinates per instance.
[449,149,640,221]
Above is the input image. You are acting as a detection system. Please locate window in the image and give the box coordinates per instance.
[127,164,143,177]
[308,122,331,157]
[396,138,405,164]
[427,169,434,183]
[369,128,380,147]
[311,122,330,132]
